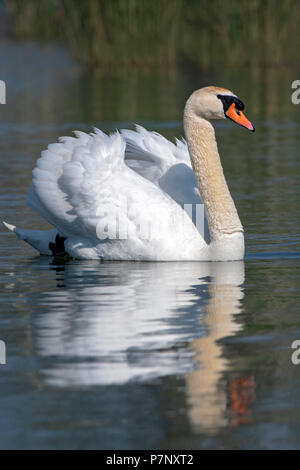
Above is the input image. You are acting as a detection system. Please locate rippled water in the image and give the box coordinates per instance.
[0,36,300,449]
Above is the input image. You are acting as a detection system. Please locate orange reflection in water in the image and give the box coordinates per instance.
[228,375,256,427]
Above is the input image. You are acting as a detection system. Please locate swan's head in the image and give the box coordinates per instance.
[186,86,255,132]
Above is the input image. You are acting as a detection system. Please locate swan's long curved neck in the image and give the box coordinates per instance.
[184,106,244,245]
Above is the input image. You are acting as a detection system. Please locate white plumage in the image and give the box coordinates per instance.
[8,126,207,260]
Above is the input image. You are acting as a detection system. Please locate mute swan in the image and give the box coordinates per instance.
[2,86,254,261]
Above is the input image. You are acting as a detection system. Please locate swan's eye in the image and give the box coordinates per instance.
[217,94,246,120]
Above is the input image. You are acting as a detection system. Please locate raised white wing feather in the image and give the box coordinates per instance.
[122,125,203,206]
[122,125,209,241]
[26,128,207,260]
[27,130,126,241]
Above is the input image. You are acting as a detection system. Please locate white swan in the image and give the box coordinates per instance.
[2,86,254,261]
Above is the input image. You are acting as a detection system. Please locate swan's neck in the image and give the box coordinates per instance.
[184,107,244,245]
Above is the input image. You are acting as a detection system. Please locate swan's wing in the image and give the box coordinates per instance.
[121,125,210,242]
[27,129,131,242]
[121,125,186,181]
[122,124,190,182]
[26,126,208,258]
[121,125,202,205]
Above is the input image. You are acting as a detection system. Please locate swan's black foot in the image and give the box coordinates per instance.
[49,234,70,259]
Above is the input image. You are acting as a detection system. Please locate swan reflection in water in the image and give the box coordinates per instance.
[30,259,254,433]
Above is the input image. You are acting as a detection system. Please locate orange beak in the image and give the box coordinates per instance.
[225,103,255,132]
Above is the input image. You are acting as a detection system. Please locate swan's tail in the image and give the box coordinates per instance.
[1,220,57,255]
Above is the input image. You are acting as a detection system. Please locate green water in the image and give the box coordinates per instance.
[0,36,300,449]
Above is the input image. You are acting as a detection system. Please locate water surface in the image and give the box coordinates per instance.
[0,37,300,449]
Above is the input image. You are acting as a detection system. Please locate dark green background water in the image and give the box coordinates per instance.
[0,34,300,449]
